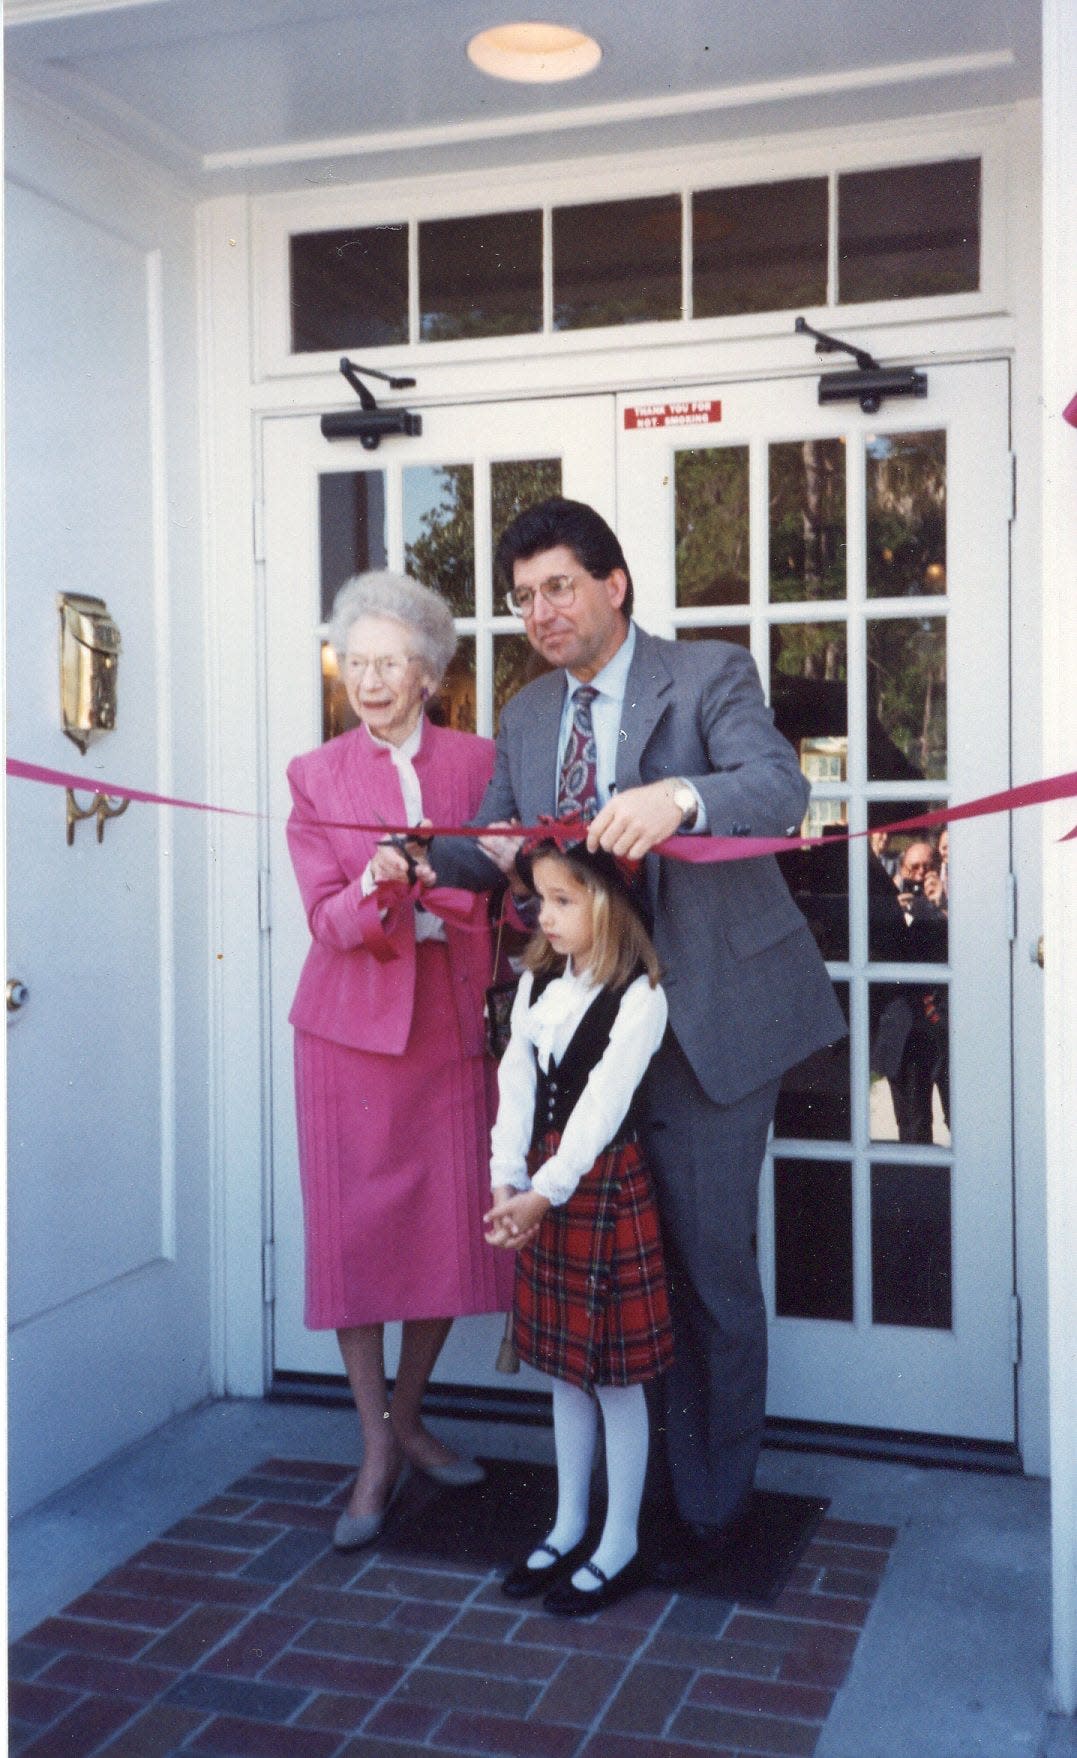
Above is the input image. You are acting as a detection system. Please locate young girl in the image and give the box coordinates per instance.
[484,832,672,1616]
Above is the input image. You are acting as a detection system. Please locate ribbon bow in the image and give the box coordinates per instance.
[518,813,590,856]
[363,877,487,963]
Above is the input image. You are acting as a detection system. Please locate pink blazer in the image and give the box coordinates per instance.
[286,721,496,1056]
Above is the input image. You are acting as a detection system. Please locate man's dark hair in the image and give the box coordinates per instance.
[495,497,634,618]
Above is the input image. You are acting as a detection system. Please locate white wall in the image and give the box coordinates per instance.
[5,89,214,1515]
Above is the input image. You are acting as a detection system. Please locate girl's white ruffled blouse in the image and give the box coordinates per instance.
[490,964,668,1207]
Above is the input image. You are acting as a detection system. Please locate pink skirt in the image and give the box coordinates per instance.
[294,941,514,1328]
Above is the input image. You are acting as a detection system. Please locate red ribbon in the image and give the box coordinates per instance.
[8,756,1077,859]
[359,879,489,962]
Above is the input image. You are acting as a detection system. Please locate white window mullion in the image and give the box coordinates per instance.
[473,456,494,736]
[844,420,872,1334]
[751,435,770,692]
[385,464,405,573]
[827,169,840,308]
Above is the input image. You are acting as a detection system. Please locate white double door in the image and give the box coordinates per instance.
[263,359,1014,1444]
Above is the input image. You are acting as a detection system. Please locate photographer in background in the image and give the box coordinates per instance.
[872,839,950,1143]
[923,827,949,915]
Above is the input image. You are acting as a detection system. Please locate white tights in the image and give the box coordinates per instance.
[528,1377,648,1591]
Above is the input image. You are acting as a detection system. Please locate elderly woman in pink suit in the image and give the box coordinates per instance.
[287,570,513,1551]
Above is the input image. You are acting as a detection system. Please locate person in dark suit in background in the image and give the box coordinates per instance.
[872,839,950,1144]
[430,499,846,1575]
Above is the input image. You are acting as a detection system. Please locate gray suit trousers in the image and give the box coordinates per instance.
[642,1032,780,1528]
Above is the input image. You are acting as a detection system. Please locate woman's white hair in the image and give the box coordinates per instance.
[327,570,457,685]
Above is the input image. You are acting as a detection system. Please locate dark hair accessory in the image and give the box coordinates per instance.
[515,816,644,909]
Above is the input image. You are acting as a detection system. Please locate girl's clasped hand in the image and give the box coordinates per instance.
[484,1186,548,1248]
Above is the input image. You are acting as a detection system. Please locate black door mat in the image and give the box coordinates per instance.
[673,1485,830,1605]
[381,1457,828,1605]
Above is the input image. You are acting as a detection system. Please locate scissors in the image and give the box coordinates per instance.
[374,816,433,884]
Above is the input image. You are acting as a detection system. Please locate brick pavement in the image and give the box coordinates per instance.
[8,1458,897,1758]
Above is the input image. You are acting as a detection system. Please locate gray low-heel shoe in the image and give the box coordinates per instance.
[332,1507,385,1552]
[413,1454,486,1488]
[333,1467,408,1551]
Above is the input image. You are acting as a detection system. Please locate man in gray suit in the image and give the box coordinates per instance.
[431,498,845,1567]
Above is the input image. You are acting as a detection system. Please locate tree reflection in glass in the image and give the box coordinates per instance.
[491,458,561,565]
[769,438,847,603]
[403,464,475,617]
[866,431,946,599]
[432,637,477,733]
[676,625,752,650]
[493,634,545,731]
[866,618,946,780]
[674,446,750,607]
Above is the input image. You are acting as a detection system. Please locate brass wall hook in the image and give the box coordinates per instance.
[66,788,130,845]
[96,795,130,841]
[66,789,98,843]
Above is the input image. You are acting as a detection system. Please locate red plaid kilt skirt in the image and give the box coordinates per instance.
[512,1131,673,1389]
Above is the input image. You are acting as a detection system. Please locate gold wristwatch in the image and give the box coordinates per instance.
[668,779,698,830]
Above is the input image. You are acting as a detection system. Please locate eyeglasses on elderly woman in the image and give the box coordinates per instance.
[343,651,417,684]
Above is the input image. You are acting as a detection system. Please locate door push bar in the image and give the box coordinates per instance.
[795,316,927,414]
[320,358,423,449]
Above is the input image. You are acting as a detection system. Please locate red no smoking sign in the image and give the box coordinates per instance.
[623,399,722,430]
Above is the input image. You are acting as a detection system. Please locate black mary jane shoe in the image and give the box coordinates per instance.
[501,1538,590,1600]
[543,1553,645,1618]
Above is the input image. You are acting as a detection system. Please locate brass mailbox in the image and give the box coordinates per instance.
[58,593,122,753]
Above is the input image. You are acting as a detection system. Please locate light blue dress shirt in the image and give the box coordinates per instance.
[555,622,707,830]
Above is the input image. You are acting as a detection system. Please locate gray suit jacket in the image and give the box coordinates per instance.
[434,625,846,1105]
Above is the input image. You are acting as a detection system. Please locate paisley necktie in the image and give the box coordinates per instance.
[557,685,599,821]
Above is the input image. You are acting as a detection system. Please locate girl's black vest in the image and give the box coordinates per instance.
[528,964,647,1151]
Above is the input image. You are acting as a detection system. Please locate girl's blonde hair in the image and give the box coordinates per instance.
[523,849,662,989]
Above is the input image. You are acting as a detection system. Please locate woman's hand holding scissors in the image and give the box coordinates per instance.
[371,817,436,888]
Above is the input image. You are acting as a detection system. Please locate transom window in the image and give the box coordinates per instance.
[289,158,981,355]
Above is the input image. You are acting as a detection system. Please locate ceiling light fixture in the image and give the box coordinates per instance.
[467,22,601,84]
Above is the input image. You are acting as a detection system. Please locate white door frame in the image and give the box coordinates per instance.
[200,178,1043,1455]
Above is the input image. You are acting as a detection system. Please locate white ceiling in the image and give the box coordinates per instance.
[4,0,1041,192]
